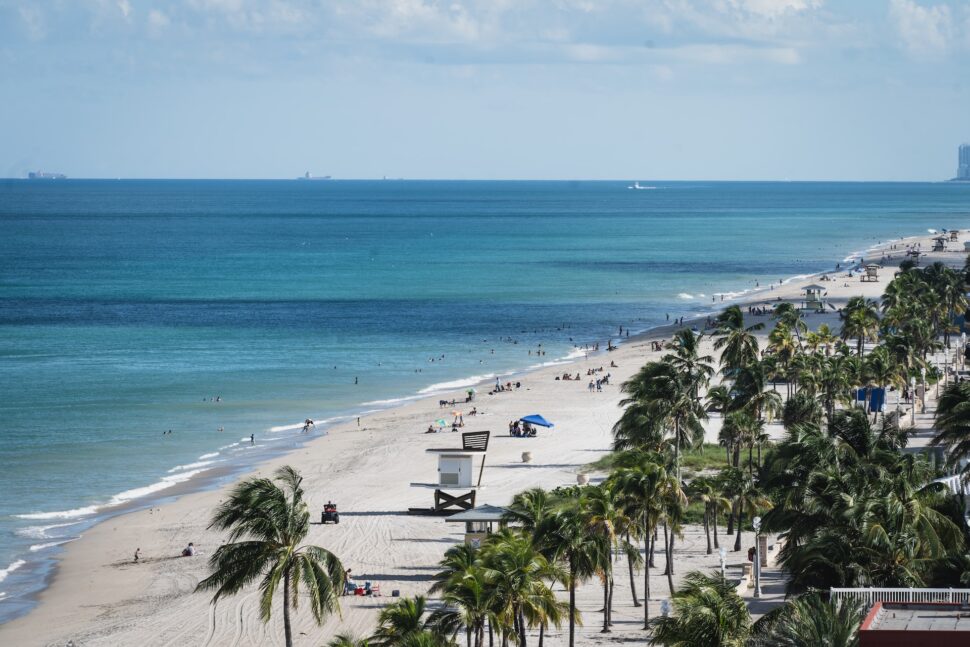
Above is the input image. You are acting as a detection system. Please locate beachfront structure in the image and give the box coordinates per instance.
[949,230,959,242]
[957,144,970,181]
[862,264,880,282]
[859,601,970,645]
[444,504,508,547]
[831,588,970,645]
[932,236,948,252]
[800,284,827,312]
[409,431,490,515]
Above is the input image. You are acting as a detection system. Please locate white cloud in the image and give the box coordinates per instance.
[889,0,952,57]
[117,0,131,19]
[17,5,46,40]
[733,0,823,19]
[148,9,171,30]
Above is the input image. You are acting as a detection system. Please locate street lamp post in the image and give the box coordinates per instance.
[753,516,762,598]
[719,546,727,579]
[911,376,917,425]
[921,367,927,413]
[962,332,967,370]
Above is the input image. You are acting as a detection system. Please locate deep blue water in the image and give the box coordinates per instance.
[1,179,969,621]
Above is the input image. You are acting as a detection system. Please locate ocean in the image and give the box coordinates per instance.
[1,179,968,621]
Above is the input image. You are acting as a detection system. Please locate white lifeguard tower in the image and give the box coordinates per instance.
[933,236,948,252]
[861,264,880,282]
[800,284,827,313]
[409,431,490,515]
[444,504,508,547]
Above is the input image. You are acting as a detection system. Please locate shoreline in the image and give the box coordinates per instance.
[1,225,965,643]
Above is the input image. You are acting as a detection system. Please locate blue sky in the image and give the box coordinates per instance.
[1,0,968,180]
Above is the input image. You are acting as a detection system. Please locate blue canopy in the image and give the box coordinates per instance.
[520,414,554,428]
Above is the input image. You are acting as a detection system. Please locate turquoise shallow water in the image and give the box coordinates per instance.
[1,179,969,620]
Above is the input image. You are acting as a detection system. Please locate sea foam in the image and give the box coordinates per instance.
[0,560,25,583]
[418,374,495,394]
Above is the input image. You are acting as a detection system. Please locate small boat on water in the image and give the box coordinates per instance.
[627,181,656,190]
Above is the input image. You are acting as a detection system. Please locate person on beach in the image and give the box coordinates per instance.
[181,542,195,557]
[134,548,140,563]
[250,434,255,445]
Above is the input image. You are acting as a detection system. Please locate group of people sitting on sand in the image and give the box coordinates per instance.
[341,569,380,597]
[509,420,537,437]
[489,381,521,395]
[556,372,582,381]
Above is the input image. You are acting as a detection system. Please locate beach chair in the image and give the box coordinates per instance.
[370,583,382,597]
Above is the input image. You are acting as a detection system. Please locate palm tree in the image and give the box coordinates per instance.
[749,592,864,647]
[768,323,799,398]
[195,466,344,647]
[371,596,440,647]
[430,567,495,647]
[648,571,750,646]
[538,491,599,647]
[781,390,822,429]
[584,484,635,632]
[732,479,773,552]
[663,328,715,399]
[805,323,837,355]
[714,306,764,378]
[327,635,372,647]
[864,345,902,420]
[705,385,735,418]
[479,530,566,647]
[689,476,731,554]
[618,361,706,480]
[773,302,807,345]
[611,457,675,629]
[932,380,970,481]
[840,297,880,357]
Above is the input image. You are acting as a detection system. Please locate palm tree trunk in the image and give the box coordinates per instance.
[704,506,712,554]
[467,627,473,647]
[649,529,656,568]
[670,526,677,575]
[519,608,527,647]
[663,521,675,595]
[674,419,681,481]
[607,575,614,625]
[538,623,543,647]
[283,569,293,647]
[734,505,744,551]
[643,530,651,629]
[568,557,576,647]
[626,531,640,606]
[713,508,720,549]
[601,578,610,632]
[727,500,735,535]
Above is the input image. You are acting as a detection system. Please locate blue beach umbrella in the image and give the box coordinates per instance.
[519,414,554,428]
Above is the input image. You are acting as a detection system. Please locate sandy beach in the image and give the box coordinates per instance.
[1,228,965,647]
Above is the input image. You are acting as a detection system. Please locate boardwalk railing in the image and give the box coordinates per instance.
[934,474,969,497]
[830,588,970,605]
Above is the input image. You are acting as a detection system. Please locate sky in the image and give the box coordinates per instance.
[1,0,968,181]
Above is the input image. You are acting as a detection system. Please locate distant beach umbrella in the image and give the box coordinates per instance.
[436,418,448,427]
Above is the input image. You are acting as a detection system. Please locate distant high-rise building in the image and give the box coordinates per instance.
[958,144,970,180]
